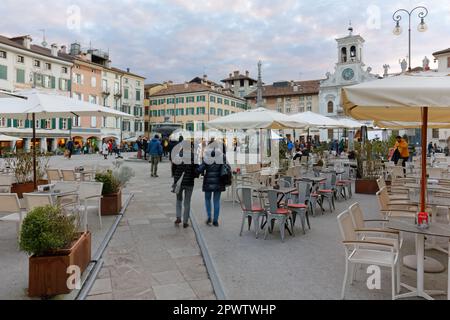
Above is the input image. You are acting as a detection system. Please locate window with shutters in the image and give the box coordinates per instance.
[61,118,68,130]
[432,129,440,139]
[34,60,40,68]
[16,69,25,83]
[62,67,68,74]
[17,55,24,63]
[0,65,7,80]
[45,119,52,129]
[35,120,40,129]
[73,116,80,127]
[89,95,97,104]
[0,51,6,59]
[224,110,230,116]
[328,129,334,139]
[91,117,97,128]
[136,90,141,101]
[307,102,312,112]
[0,117,6,127]
[124,88,129,100]
[45,63,51,70]
[75,74,82,84]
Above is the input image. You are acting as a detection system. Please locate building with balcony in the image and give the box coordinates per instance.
[0,34,73,152]
[147,82,247,132]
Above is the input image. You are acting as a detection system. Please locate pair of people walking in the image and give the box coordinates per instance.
[172,139,227,228]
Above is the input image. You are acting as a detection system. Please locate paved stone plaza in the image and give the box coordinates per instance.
[1,154,449,300]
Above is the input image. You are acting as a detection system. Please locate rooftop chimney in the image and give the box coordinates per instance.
[233,71,239,77]
[126,68,130,73]
[51,44,58,57]
[60,45,67,54]
[23,36,32,49]
[229,73,232,78]
[245,70,249,77]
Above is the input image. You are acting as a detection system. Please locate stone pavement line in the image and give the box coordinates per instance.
[86,160,216,300]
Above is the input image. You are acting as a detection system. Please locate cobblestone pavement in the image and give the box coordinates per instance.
[86,156,215,300]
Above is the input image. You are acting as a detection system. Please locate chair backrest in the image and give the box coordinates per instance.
[322,173,336,190]
[0,175,13,193]
[78,182,103,200]
[337,210,357,242]
[236,186,257,212]
[429,167,444,179]
[46,169,61,182]
[267,190,281,213]
[392,166,404,179]
[0,193,21,213]
[376,176,386,191]
[349,203,365,230]
[54,181,79,193]
[376,187,389,211]
[278,176,292,188]
[296,181,311,204]
[61,169,76,181]
[23,193,53,211]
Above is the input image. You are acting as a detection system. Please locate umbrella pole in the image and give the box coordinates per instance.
[420,107,428,213]
[32,112,37,191]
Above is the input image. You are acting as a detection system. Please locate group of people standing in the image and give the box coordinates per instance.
[101,139,122,160]
[147,134,227,229]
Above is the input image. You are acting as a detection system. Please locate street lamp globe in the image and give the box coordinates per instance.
[393,22,403,35]
[417,18,428,32]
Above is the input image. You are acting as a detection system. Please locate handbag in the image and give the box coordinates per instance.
[220,163,232,187]
[172,172,185,194]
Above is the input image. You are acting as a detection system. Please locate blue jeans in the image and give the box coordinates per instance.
[205,191,221,223]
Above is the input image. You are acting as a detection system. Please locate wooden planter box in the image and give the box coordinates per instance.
[355,179,379,195]
[28,231,91,297]
[101,190,122,215]
[11,180,49,198]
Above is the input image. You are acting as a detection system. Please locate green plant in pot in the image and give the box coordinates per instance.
[95,170,122,215]
[19,205,91,297]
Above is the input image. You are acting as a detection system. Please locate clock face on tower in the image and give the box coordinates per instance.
[342,68,355,81]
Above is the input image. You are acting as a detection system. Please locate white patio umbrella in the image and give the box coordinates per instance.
[207,107,307,130]
[343,72,450,223]
[336,117,367,129]
[289,111,343,129]
[375,120,450,129]
[0,89,134,189]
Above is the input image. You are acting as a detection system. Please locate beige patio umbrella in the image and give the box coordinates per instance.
[0,134,22,142]
[343,72,450,215]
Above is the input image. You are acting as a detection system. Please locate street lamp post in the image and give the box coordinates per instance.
[392,6,428,72]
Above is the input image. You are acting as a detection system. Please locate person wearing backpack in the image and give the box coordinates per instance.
[173,140,199,228]
[197,140,227,227]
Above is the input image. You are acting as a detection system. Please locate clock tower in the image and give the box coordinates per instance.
[319,24,379,139]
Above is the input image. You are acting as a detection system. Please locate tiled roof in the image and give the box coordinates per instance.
[150,83,245,101]
[110,67,146,79]
[0,35,73,63]
[145,83,162,90]
[433,48,450,56]
[245,80,321,99]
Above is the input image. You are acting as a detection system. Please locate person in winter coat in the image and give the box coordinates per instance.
[197,141,227,227]
[173,141,199,228]
[147,135,163,177]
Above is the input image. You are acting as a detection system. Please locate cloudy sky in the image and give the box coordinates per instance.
[1,0,448,84]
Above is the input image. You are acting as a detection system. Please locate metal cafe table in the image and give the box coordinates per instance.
[387,218,450,300]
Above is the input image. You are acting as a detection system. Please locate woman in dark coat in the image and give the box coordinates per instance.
[173,141,199,228]
[198,140,226,227]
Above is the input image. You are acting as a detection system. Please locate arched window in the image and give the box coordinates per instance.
[341,47,347,63]
[327,101,334,114]
[350,46,356,61]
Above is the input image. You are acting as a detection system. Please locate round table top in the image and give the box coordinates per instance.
[387,218,450,238]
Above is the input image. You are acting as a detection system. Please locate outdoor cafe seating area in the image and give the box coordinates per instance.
[0,164,109,245]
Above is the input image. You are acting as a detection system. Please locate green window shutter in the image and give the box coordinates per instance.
[51,76,56,89]
[16,69,25,83]
[25,120,30,128]
[41,119,46,128]
[58,78,62,90]
[13,119,18,128]
[7,119,11,127]
[67,79,72,92]
[124,89,129,99]
[0,65,7,80]
[68,118,72,130]
[58,118,62,129]
[41,75,45,87]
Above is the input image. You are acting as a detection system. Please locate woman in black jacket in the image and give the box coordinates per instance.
[173,141,199,228]
[198,141,226,227]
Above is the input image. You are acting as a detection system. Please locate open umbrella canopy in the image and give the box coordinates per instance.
[336,117,367,129]
[289,111,343,129]
[342,72,450,122]
[375,120,450,129]
[0,89,133,119]
[207,107,307,130]
[0,134,22,142]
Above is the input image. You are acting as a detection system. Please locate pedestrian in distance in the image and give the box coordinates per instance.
[148,134,163,177]
[102,139,109,160]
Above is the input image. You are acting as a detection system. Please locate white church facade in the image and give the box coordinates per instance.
[319,26,379,141]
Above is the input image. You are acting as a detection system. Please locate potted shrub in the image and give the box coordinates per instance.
[354,140,387,194]
[7,152,50,197]
[19,205,91,297]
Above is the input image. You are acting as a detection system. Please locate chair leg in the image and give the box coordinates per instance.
[254,215,260,239]
[240,213,246,236]
[248,216,252,231]
[264,218,270,240]
[341,260,349,300]
[280,218,285,242]
[290,216,295,237]
[391,263,396,300]
[299,211,306,234]
[396,259,401,294]
[305,210,311,229]
[350,263,356,284]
